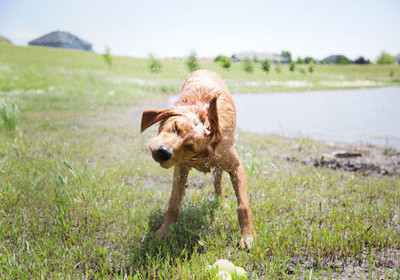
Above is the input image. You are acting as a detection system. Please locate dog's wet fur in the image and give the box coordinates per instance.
[141,70,254,249]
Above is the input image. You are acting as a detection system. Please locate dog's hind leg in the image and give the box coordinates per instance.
[155,164,189,237]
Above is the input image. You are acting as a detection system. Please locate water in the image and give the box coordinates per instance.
[234,87,400,148]
[168,87,400,148]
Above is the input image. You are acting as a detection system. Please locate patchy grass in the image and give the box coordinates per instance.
[0,44,399,279]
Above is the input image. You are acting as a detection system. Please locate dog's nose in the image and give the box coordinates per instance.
[152,146,172,162]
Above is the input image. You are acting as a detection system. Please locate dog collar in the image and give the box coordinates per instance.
[190,157,199,162]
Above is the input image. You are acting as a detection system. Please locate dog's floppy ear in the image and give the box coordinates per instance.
[141,109,180,132]
[207,97,221,147]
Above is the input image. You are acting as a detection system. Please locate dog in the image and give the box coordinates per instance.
[141,70,254,249]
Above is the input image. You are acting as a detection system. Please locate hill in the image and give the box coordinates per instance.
[0,44,399,100]
[0,35,12,44]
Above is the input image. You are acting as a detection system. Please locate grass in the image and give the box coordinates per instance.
[0,99,20,131]
[0,44,399,279]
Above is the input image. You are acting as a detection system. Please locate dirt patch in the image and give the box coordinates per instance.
[286,249,399,279]
[285,141,400,176]
[313,157,387,175]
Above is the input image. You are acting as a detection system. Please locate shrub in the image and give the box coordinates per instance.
[377,52,395,64]
[148,55,162,73]
[260,59,271,73]
[186,52,200,72]
[243,57,254,73]
[0,99,20,131]
[308,63,314,73]
[214,55,223,62]
[289,61,296,72]
[215,55,231,70]
[296,57,304,64]
[103,46,113,69]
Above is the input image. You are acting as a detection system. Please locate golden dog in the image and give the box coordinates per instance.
[141,70,254,249]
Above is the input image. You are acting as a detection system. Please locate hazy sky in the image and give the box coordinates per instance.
[1,0,399,60]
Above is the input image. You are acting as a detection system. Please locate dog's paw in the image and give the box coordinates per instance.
[239,234,254,250]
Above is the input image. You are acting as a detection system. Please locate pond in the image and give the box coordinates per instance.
[234,87,400,149]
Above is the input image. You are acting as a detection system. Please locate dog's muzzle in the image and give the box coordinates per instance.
[152,146,172,163]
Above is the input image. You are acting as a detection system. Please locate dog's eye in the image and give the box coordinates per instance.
[183,144,193,151]
[174,122,181,135]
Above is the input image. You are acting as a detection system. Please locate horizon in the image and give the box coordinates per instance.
[1,0,399,61]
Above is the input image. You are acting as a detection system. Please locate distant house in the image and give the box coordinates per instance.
[231,52,290,63]
[321,55,352,64]
[395,53,400,64]
[29,31,92,51]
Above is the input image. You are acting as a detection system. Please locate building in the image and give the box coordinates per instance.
[29,31,92,51]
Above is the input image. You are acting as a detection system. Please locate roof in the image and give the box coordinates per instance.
[29,31,92,48]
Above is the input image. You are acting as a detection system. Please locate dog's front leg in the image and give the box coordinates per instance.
[227,155,254,249]
[155,164,189,237]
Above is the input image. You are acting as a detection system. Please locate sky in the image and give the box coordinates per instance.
[1,0,399,60]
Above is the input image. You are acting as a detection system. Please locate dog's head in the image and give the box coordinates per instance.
[141,97,221,168]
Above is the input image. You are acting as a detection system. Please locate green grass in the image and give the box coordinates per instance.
[0,44,399,279]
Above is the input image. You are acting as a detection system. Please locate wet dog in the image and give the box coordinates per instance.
[141,70,254,249]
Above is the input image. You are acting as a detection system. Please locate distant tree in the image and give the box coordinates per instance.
[296,57,304,64]
[289,61,296,72]
[337,55,352,65]
[103,46,113,69]
[304,57,317,64]
[281,50,292,62]
[215,55,231,70]
[377,52,395,64]
[243,57,254,73]
[148,55,161,73]
[260,59,271,73]
[353,56,370,64]
[186,52,200,72]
